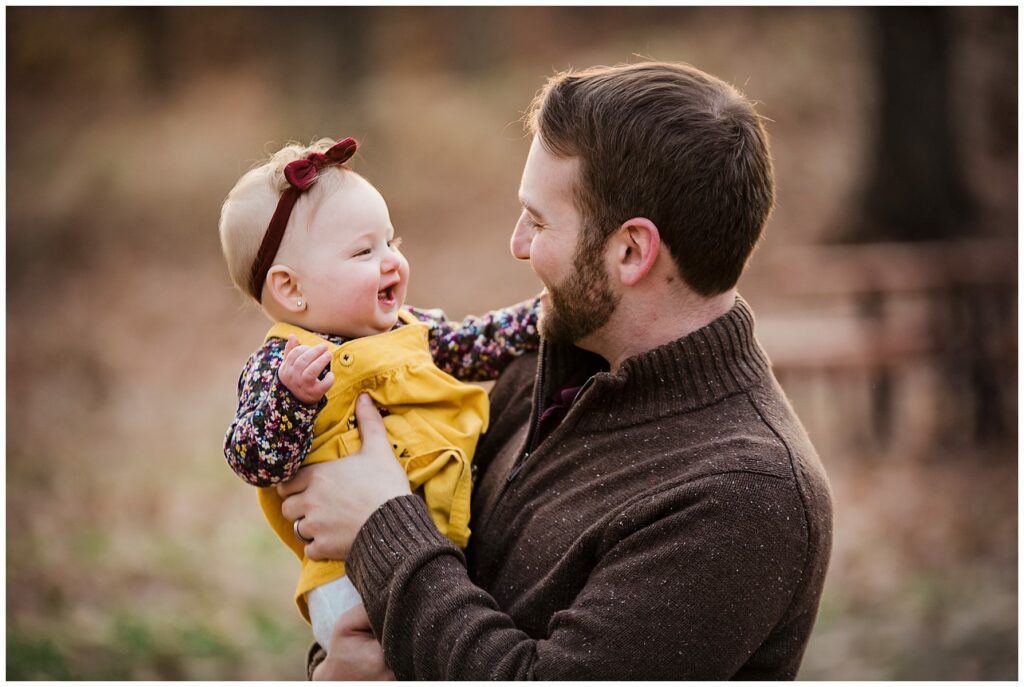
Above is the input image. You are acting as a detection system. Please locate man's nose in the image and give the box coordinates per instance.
[510,219,532,261]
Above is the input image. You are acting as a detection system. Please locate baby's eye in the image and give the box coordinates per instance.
[388,236,403,250]
[352,247,372,258]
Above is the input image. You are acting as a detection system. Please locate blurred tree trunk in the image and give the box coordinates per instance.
[855,7,974,242]
[452,7,496,74]
[849,9,1012,447]
[135,7,172,93]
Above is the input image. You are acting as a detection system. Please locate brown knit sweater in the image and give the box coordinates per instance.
[311,296,833,680]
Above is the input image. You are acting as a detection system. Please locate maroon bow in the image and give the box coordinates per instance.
[283,137,358,191]
[248,137,359,301]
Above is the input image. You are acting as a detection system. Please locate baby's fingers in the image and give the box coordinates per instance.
[284,342,318,369]
[311,370,335,397]
[292,343,329,373]
[283,334,299,357]
[301,348,333,383]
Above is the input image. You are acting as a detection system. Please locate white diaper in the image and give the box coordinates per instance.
[306,574,364,649]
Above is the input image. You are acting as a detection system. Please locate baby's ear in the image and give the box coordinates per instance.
[265,265,306,314]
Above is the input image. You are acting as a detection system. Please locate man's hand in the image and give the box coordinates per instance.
[279,335,334,405]
[278,393,412,561]
[312,605,395,681]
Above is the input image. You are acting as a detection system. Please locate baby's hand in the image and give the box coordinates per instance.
[279,335,335,405]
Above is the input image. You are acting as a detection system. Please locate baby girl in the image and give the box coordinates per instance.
[218,137,539,648]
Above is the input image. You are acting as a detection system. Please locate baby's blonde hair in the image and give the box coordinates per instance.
[218,138,353,300]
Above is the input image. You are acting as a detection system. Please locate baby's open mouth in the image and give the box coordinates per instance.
[378,284,397,306]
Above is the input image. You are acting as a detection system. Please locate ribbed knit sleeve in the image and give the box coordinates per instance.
[348,495,462,585]
[344,472,811,680]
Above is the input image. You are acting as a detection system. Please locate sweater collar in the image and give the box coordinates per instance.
[540,294,772,432]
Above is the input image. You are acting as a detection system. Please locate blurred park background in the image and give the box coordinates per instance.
[6,6,1017,680]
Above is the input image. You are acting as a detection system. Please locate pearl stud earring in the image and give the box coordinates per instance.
[296,300,303,307]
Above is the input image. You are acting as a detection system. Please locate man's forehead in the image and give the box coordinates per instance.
[520,138,578,208]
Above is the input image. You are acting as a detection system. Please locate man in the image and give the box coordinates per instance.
[279,61,833,680]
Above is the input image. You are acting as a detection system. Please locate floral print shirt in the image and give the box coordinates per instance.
[224,298,541,487]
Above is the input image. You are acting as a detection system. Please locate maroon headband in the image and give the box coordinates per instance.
[248,137,359,301]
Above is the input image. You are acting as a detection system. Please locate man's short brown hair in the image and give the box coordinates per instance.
[526,62,775,296]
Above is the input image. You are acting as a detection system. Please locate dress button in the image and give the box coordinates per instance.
[340,352,354,366]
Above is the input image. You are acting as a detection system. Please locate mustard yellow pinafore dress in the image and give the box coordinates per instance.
[257,310,489,622]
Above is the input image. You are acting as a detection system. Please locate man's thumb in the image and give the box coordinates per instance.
[354,394,388,446]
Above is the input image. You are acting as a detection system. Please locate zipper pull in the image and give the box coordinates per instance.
[507,452,529,482]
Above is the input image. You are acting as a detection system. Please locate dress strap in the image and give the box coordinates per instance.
[396,308,419,326]
[264,322,338,350]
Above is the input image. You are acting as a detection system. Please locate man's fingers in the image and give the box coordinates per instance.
[314,603,393,681]
[354,394,390,449]
[280,493,308,526]
[304,540,324,561]
[277,464,312,499]
[303,528,335,561]
[334,603,372,637]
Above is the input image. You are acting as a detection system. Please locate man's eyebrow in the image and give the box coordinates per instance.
[519,198,548,223]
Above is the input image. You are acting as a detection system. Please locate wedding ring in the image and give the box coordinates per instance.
[293,516,314,544]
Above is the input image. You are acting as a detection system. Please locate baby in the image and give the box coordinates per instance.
[218,137,539,648]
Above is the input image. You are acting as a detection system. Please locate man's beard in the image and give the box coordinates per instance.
[539,237,620,345]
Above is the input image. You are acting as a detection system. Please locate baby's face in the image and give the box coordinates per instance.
[291,173,409,338]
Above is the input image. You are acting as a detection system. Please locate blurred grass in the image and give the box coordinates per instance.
[6,6,1017,680]
[796,451,1017,680]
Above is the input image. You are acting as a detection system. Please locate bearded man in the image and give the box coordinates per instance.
[278,61,833,680]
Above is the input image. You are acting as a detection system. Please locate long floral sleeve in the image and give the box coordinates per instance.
[225,298,538,484]
[407,296,542,382]
[223,338,325,487]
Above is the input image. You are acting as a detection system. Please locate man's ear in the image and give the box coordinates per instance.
[609,218,661,287]
[265,265,306,313]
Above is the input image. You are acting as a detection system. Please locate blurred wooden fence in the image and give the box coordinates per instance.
[755,238,1016,450]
